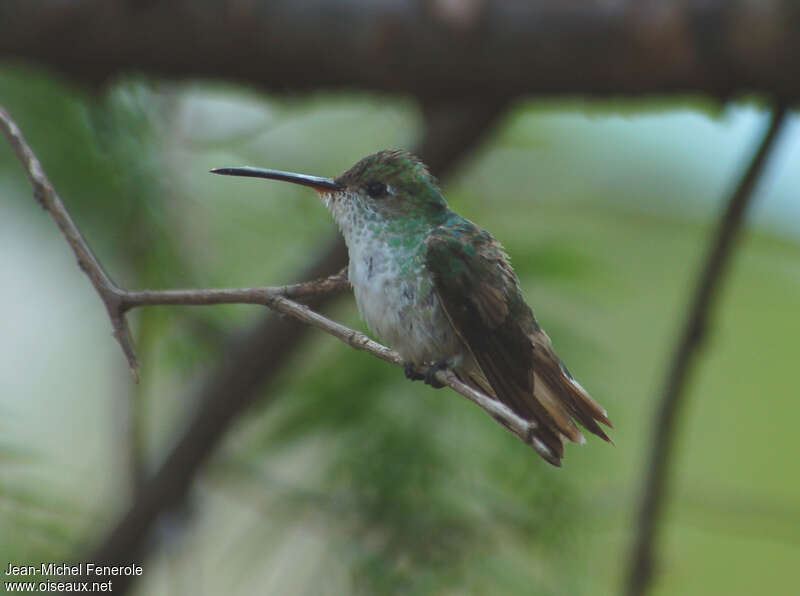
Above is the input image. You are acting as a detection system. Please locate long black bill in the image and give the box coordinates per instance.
[210,166,342,192]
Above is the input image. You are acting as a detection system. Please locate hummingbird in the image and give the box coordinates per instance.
[212,150,612,465]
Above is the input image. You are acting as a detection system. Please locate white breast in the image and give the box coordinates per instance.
[323,190,463,364]
[347,235,411,350]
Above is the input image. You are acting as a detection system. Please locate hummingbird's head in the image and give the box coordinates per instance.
[330,150,448,224]
[211,150,449,236]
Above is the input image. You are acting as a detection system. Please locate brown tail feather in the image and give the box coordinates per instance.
[459,337,612,465]
[530,341,613,444]
[533,371,585,444]
[462,366,565,464]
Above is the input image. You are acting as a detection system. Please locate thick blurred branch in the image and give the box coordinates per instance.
[1,0,800,101]
[624,104,789,596]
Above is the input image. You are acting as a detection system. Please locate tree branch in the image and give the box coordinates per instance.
[0,196,533,456]
[119,268,349,310]
[83,236,353,594]
[0,94,524,444]
[126,287,545,455]
[0,97,508,594]
[0,103,352,381]
[624,103,790,596]
[0,105,141,380]
[2,1,800,101]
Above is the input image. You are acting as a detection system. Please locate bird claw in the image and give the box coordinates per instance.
[424,361,448,389]
[404,362,425,382]
[404,361,447,388]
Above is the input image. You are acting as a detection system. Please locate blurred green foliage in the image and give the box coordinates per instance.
[1,63,799,596]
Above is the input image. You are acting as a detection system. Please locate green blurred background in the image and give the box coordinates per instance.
[1,65,799,595]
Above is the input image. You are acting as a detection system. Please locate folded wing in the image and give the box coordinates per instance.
[424,221,612,465]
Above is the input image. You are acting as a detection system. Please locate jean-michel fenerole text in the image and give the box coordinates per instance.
[5,562,143,577]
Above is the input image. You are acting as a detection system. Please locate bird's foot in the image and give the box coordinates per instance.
[403,361,448,388]
[404,362,425,382]
[423,360,448,389]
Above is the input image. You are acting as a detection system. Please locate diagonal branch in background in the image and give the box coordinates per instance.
[0,97,505,594]
[624,103,790,596]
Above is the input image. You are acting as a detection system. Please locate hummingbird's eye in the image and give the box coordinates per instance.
[365,181,388,198]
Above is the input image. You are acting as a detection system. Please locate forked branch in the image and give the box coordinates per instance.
[1,106,141,379]
[0,105,544,458]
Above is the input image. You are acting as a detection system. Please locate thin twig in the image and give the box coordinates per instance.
[0,104,352,382]
[624,103,790,596]
[36,264,540,454]
[118,269,350,311]
[3,100,531,450]
[125,280,543,450]
[2,98,507,594]
[240,292,543,455]
[84,237,353,592]
[0,106,140,379]
[2,95,535,524]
